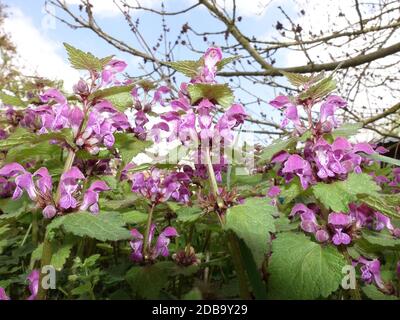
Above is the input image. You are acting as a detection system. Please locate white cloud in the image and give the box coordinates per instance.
[3,7,80,91]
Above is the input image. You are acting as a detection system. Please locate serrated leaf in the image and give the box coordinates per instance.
[225,197,276,267]
[299,77,337,101]
[330,122,363,139]
[0,92,26,107]
[176,207,202,224]
[114,133,153,165]
[122,210,148,224]
[0,127,75,151]
[359,194,400,219]
[164,60,202,78]
[216,56,240,71]
[104,91,133,113]
[257,136,297,164]
[90,84,135,102]
[50,212,131,241]
[280,71,311,87]
[51,242,74,271]
[6,141,61,163]
[187,83,234,108]
[361,230,400,248]
[64,43,113,71]
[312,173,380,212]
[267,232,346,299]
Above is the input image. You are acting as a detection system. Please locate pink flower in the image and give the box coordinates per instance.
[130,225,178,262]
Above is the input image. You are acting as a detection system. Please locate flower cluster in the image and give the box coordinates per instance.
[152,48,247,183]
[288,202,399,246]
[130,168,191,204]
[131,85,170,140]
[0,163,109,218]
[130,224,178,262]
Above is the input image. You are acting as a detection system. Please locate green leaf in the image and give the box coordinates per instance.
[114,133,153,165]
[164,60,201,78]
[51,242,74,271]
[176,207,202,224]
[51,212,131,241]
[330,122,363,139]
[187,83,234,108]
[216,56,240,71]
[267,232,346,299]
[6,141,61,163]
[312,173,380,212]
[280,71,312,87]
[225,197,276,267]
[0,127,75,151]
[104,91,133,113]
[363,153,400,167]
[0,92,26,107]
[89,84,134,102]
[257,137,297,164]
[122,210,148,224]
[237,238,267,300]
[298,77,337,101]
[64,43,113,71]
[362,285,398,300]
[125,261,174,299]
[278,178,303,206]
[359,194,400,219]
[361,230,400,248]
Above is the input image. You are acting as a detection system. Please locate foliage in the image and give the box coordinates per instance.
[0,44,399,301]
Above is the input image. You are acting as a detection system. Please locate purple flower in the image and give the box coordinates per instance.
[0,287,10,300]
[40,88,67,105]
[80,180,110,214]
[315,229,330,243]
[59,167,85,210]
[269,95,291,109]
[327,213,352,246]
[102,59,127,85]
[130,224,178,262]
[355,257,385,289]
[319,95,346,128]
[282,155,313,189]
[27,269,40,300]
[332,228,351,246]
[267,186,281,198]
[131,169,191,204]
[43,205,57,219]
[290,203,319,233]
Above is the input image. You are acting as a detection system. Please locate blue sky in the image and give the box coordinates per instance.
[2,0,300,142]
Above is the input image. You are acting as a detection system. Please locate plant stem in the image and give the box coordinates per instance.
[36,235,52,300]
[38,149,76,300]
[204,146,219,196]
[204,145,251,299]
[143,203,156,259]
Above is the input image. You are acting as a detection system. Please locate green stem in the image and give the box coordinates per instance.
[143,203,156,260]
[204,145,251,299]
[36,236,52,300]
[204,146,219,196]
[37,149,76,300]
